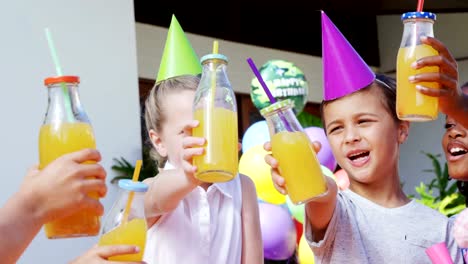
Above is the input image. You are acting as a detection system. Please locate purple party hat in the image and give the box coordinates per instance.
[321,11,375,101]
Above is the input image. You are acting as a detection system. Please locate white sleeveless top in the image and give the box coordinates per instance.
[143,163,243,264]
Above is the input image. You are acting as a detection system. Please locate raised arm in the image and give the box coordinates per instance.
[264,140,338,242]
[0,149,106,264]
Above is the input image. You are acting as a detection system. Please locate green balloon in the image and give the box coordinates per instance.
[286,196,304,224]
[250,60,309,114]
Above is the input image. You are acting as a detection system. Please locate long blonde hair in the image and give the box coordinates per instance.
[144,75,200,167]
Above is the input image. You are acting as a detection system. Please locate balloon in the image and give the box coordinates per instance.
[321,165,335,180]
[286,196,304,224]
[334,169,350,190]
[241,120,270,154]
[298,235,315,264]
[259,203,297,260]
[250,60,309,114]
[239,144,286,205]
[293,218,303,245]
[304,126,337,171]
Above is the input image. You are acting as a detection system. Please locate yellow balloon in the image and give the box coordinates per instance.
[298,235,315,264]
[239,144,286,205]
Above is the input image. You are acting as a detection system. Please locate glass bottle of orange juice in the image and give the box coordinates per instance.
[396,11,439,121]
[260,99,327,204]
[98,179,148,261]
[39,76,101,238]
[192,53,238,183]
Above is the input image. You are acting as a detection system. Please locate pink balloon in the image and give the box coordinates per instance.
[334,169,350,190]
[304,126,337,171]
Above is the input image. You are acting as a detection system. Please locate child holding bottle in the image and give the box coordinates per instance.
[141,15,262,264]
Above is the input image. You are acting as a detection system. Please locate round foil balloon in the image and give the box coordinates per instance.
[250,60,309,114]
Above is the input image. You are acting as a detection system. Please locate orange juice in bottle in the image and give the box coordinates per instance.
[98,179,148,261]
[396,11,439,121]
[193,51,238,183]
[261,99,327,204]
[39,76,101,238]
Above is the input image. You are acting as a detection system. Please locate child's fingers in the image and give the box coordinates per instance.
[80,179,108,197]
[75,164,107,180]
[182,120,200,135]
[416,85,453,97]
[96,245,140,259]
[263,141,272,152]
[311,141,322,153]
[67,148,102,163]
[264,154,278,169]
[181,159,196,173]
[410,72,457,89]
[182,147,204,161]
[421,36,457,65]
[80,197,105,216]
[412,56,458,79]
[271,169,287,194]
[181,136,206,149]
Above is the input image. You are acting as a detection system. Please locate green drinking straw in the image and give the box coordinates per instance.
[44,28,74,122]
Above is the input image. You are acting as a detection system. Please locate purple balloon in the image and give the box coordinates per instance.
[304,126,337,171]
[259,203,297,260]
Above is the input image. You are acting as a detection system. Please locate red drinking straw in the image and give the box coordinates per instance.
[417,0,424,12]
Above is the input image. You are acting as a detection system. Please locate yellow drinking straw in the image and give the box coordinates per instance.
[122,159,142,224]
[210,40,219,108]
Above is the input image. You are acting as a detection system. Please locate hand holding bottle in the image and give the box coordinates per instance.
[19,148,106,224]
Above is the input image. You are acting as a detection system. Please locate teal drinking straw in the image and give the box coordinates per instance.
[44,28,74,122]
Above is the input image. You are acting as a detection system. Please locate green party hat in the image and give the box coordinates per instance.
[156,15,202,83]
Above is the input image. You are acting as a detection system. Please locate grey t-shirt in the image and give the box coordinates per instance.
[305,189,452,264]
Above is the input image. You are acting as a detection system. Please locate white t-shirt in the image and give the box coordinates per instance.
[305,189,452,264]
[143,163,243,264]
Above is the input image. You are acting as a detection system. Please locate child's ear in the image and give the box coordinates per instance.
[398,121,410,144]
[149,129,168,157]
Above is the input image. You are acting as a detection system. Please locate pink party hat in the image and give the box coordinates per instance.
[321,11,375,101]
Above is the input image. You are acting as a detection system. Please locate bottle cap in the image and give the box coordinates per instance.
[260,99,293,117]
[44,76,79,86]
[402,11,436,21]
[118,179,149,192]
[200,54,228,64]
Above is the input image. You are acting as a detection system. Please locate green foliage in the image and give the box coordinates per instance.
[296,111,322,128]
[111,145,159,183]
[411,151,465,217]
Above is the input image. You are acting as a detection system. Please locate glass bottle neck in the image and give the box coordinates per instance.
[44,83,90,124]
[400,18,435,47]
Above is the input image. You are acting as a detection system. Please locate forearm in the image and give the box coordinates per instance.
[305,177,338,241]
[144,168,199,218]
[0,190,45,264]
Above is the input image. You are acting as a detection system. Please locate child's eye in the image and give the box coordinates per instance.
[358,119,371,124]
[328,126,342,134]
[444,123,454,130]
